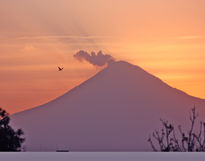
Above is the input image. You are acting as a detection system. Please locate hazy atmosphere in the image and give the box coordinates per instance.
[1,0,205,113]
[1,0,205,155]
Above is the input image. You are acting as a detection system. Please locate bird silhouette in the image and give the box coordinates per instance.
[58,67,64,71]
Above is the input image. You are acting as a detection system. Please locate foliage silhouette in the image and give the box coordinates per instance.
[148,107,205,152]
[0,108,24,151]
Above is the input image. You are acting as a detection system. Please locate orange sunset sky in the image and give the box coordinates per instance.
[0,0,205,114]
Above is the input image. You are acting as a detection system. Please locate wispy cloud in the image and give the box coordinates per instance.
[0,35,111,42]
[176,36,205,40]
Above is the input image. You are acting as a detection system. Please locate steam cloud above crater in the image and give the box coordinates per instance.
[74,50,115,66]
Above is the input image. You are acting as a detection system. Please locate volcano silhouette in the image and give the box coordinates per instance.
[11,61,205,151]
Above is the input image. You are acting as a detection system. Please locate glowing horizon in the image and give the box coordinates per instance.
[0,0,205,113]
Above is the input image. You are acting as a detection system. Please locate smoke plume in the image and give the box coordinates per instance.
[74,50,115,66]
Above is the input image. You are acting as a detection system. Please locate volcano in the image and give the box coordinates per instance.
[11,61,205,151]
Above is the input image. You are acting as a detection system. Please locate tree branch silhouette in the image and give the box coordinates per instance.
[148,107,205,152]
[0,107,25,151]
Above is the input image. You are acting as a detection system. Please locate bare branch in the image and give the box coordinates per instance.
[148,107,204,152]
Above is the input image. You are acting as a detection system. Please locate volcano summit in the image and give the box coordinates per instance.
[11,61,205,151]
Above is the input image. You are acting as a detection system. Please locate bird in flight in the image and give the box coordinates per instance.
[58,67,64,71]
